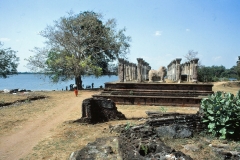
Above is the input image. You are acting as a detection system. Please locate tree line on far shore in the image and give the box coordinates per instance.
[198,65,240,82]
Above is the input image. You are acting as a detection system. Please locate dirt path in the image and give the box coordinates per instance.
[0,91,99,160]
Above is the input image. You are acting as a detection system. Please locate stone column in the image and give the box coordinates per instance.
[146,63,151,81]
[190,60,193,82]
[192,58,199,82]
[118,58,124,82]
[125,61,129,82]
[175,58,182,82]
[187,62,190,82]
[172,62,176,81]
[137,58,143,82]
[130,63,135,81]
[143,61,147,81]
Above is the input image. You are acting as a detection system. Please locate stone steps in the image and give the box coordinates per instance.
[101,89,213,97]
[93,82,213,107]
[92,94,203,107]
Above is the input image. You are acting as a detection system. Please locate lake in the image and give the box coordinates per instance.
[0,74,118,91]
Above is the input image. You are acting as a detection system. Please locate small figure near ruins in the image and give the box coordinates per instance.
[148,66,167,82]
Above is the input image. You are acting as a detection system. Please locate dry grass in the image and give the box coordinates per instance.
[1,81,240,160]
[22,120,133,160]
[0,92,49,135]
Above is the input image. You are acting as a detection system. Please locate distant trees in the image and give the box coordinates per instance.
[25,11,131,89]
[236,61,240,78]
[198,65,239,82]
[0,42,19,78]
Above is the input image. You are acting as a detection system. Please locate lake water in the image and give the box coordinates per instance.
[0,74,118,91]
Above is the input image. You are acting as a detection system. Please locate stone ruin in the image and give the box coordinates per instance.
[118,57,199,83]
[118,58,151,82]
[167,58,199,83]
[75,97,126,124]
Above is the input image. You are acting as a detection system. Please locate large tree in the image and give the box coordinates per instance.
[0,42,19,78]
[26,11,131,89]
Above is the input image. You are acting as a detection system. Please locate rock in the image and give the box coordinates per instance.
[3,89,10,93]
[156,124,193,139]
[69,137,120,160]
[77,97,126,124]
[102,145,113,154]
[183,144,200,152]
[209,143,229,149]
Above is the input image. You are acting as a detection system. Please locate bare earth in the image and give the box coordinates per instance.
[0,91,102,160]
[0,81,239,160]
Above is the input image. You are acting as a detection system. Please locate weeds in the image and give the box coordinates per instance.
[159,106,167,113]
[129,90,133,95]
[0,98,4,104]
[125,122,135,130]
[140,144,148,155]
[24,98,31,103]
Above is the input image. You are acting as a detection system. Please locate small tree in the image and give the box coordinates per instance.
[184,50,198,62]
[201,91,240,139]
[0,42,19,78]
[26,11,131,89]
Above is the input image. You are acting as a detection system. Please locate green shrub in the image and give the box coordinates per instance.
[201,91,240,139]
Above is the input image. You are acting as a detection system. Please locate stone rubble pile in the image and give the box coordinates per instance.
[117,123,193,160]
[145,112,205,133]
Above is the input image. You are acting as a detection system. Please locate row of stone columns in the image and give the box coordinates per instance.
[137,58,151,82]
[181,58,199,82]
[118,58,137,82]
[118,58,151,82]
[167,58,182,82]
[167,58,199,82]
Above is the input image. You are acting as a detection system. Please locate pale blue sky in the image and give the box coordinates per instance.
[0,0,239,72]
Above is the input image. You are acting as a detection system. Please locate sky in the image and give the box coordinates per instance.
[0,0,240,72]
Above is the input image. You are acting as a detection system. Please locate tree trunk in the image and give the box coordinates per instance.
[75,75,83,89]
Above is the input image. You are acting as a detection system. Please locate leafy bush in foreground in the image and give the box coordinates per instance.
[201,91,240,139]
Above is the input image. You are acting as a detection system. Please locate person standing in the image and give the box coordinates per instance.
[73,84,78,97]
[91,83,94,89]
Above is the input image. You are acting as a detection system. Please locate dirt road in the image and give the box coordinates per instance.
[0,91,100,160]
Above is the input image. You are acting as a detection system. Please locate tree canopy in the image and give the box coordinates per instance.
[0,42,19,78]
[26,11,131,88]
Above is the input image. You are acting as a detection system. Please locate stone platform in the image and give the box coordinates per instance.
[93,82,214,107]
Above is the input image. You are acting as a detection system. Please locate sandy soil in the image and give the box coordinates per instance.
[0,90,100,160]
